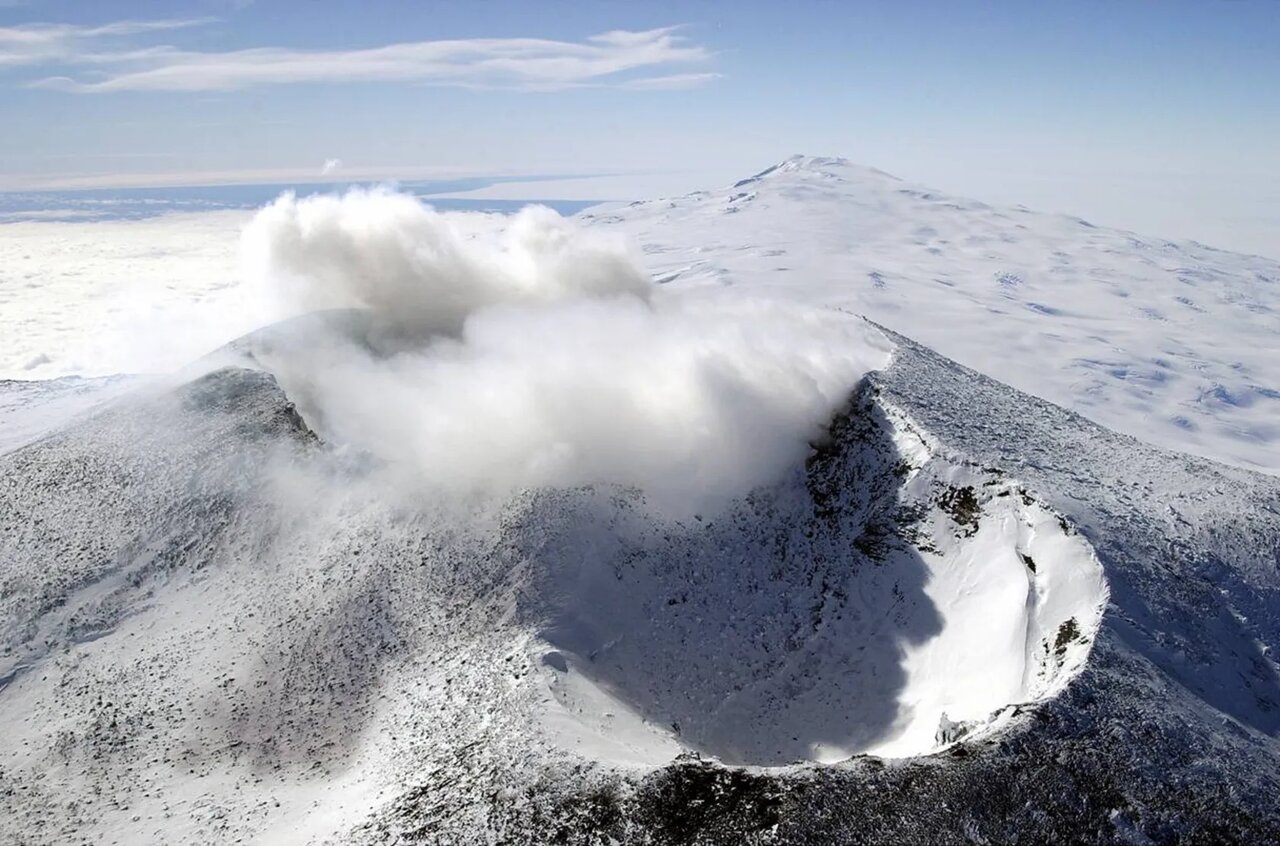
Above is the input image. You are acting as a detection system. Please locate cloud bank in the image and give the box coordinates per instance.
[5,19,717,93]
[240,191,888,511]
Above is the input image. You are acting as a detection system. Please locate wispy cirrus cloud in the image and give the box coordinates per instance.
[3,18,718,93]
[0,18,213,67]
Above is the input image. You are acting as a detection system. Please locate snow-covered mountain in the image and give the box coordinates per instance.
[586,155,1280,474]
[2,320,1276,844]
[1,159,1278,844]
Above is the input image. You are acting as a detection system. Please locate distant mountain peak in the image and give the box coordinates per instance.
[780,154,853,170]
[734,155,901,188]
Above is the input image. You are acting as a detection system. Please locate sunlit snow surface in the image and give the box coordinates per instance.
[585,156,1280,474]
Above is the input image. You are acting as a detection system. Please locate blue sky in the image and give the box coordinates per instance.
[1,0,1277,254]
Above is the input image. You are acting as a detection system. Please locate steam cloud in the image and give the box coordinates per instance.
[240,189,890,512]
[243,189,650,334]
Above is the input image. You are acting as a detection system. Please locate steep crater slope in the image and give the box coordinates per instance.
[358,330,1280,844]
[389,330,1280,846]
[216,315,1108,766]
[517,380,1106,766]
[0,342,1108,842]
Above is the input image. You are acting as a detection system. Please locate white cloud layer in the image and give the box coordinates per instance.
[4,19,716,92]
[0,210,252,380]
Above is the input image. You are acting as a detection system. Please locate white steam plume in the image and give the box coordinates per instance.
[242,189,650,334]
[239,189,890,512]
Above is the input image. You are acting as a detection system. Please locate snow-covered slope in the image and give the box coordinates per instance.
[0,375,135,455]
[586,155,1280,474]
